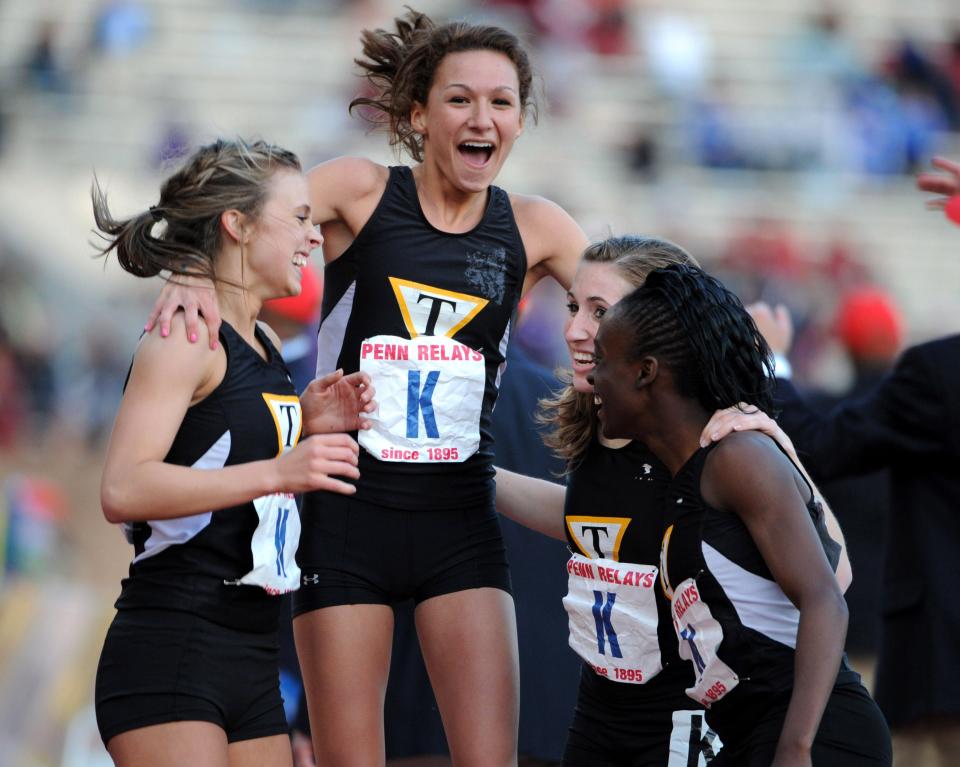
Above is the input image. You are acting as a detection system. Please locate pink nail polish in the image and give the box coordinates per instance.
[161,328,169,338]
[189,333,198,343]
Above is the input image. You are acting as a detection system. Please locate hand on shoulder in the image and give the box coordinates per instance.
[134,312,223,402]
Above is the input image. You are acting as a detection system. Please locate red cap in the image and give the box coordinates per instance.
[835,287,903,361]
[264,266,322,324]
[945,195,960,225]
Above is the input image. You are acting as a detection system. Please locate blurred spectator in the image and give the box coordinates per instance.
[1,474,68,579]
[0,323,26,449]
[883,37,959,131]
[640,11,711,100]
[807,288,904,658]
[584,0,631,57]
[22,20,70,94]
[784,9,864,90]
[91,1,153,57]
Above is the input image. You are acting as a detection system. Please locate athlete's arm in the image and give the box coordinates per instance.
[100,316,361,524]
[305,156,388,261]
[703,434,847,767]
[493,467,567,540]
[699,406,852,592]
[512,195,589,294]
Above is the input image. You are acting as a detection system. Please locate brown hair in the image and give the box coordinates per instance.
[349,7,537,162]
[537,235,698,470]
[92,138,301,283]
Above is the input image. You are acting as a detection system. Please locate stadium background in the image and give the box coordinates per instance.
[0,0,958,764]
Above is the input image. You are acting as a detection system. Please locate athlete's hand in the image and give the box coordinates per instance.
[301,369,376,435]
[747,301,793,358]
[700,404,796,459]
[916,155,960,208]
[145,274,221,350]
[275,433,360,495]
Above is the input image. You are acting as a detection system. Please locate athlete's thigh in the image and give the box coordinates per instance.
[108,721,228,767]
[415,587,519,767]
[294,604,394,767]
[228,734,294,767]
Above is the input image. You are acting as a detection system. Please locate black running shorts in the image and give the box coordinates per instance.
[293,491,511,615]
[95,608,287,746]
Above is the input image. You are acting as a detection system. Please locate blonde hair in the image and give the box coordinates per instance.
[92,138,301,283]
[537,235,698,470]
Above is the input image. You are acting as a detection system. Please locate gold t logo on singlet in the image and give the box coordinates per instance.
[261,394,302,455]
[389,277,488,338]
[566,516,631,561]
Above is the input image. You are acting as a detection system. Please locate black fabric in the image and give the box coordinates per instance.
[662,442,868,751]
[292,492,511,614]
[563,436,708,759]
[315,165,527,511]
[710,683,890,766]
[115,321,297,631]
[95,608,286,745]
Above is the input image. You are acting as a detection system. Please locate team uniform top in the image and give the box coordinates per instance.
[563,438,698,708]
[658,442,859,746]
[317,165,526,510]
[116,321,303,633]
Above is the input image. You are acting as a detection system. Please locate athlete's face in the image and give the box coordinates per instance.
[589,313,641,441]
[244,170,322,301]
[410,49,524,193]
[564,261,634,393]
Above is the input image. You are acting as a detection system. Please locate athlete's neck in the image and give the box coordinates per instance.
[217,288,262,350]
[598,435,631,450]
[412,163,489,233]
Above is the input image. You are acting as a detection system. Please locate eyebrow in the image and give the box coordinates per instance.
[443,83,518,94]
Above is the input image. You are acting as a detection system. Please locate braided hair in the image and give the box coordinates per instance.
[349,7,537,162]
[612,264,775,416]
[92,138,301,282]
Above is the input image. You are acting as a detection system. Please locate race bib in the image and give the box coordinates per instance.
[240,492,301,594]
[563,553,662,685]
[236,393,302,594]
[358,335,485,463]
[671,578,739,707]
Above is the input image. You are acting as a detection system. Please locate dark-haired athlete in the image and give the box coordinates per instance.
[590,265,890,766]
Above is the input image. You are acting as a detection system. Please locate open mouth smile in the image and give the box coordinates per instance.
[458,142,494,168]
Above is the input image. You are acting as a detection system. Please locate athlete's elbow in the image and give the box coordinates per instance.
[100,475,136,523]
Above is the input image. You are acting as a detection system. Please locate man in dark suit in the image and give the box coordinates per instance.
[742,155,960,766]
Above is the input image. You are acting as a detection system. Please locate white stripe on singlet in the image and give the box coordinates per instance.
[493,318,511,392]
[129,430,231,563]
[316,280,356,378]
[702,540,799,648]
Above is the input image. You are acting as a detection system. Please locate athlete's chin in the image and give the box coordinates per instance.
[571,371,593,394]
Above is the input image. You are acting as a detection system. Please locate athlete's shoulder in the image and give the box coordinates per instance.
[508,193,575,229]
[130,313,222,394]
[307,156,387,195]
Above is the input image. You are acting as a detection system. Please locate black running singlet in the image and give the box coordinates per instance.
[316,166,526,510]
[658,442,858,745]
[115,321,302,631]
[563,438,699,702]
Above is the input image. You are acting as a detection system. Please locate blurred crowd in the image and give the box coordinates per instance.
[1,1,959,765]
